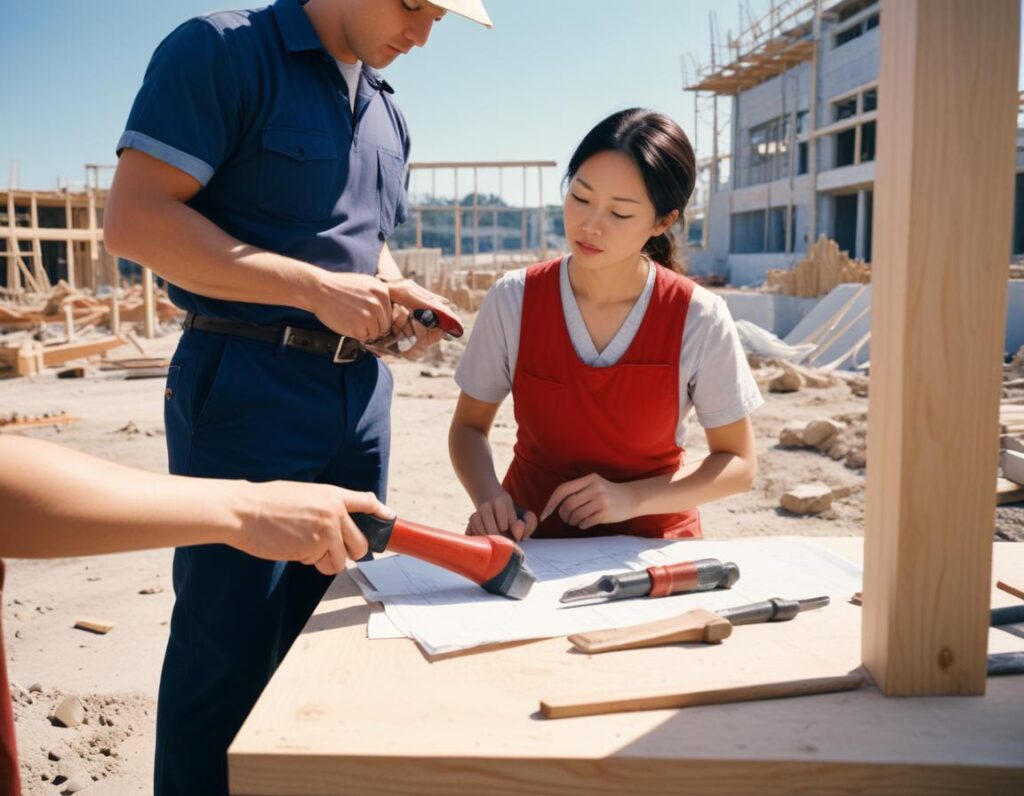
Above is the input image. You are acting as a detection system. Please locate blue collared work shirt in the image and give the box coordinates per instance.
[117,0,410,327]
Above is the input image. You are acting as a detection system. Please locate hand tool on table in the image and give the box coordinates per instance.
[559,558,740,605]
[568,596,830,654]
[850,595,1024,673]
[991,603,1024,640]
[351,513,535,599]
[540,669,867,719]
[362,306,464,357]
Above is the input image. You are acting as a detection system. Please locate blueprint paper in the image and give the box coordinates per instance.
[354,537,863,655]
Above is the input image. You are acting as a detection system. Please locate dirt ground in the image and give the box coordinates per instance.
[2,324,1020,794]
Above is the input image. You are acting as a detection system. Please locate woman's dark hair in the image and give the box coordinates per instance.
[564,108,696,273]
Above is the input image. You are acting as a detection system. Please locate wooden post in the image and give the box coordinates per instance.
[109,287,120,335]
[64,192,76,289]
[862,0,1019,696]
[453,168,461,269]
[472,167,479,267]
[29,193,47,289]
[6,190,20,294]
[142,266,156,339]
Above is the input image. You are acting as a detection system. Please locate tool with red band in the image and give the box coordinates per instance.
[351,514,535,599]
[362,306,465,357]
[559,558,739,605]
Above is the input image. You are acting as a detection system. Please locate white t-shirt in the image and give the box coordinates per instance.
[336,59,361,112]
[454,256,764,447]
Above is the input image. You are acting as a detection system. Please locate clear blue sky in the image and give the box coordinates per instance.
[0,0,734,203]
[1,1,1021,204]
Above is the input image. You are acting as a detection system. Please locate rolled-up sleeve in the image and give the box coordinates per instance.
[116,19,242,186]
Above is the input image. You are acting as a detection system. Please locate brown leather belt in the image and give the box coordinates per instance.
[184,312,366,364]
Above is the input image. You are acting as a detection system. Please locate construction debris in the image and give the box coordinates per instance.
[764,359,841,393]
[780,482,834,515]
[0,411,75,434]
[73,618,115,635]
[0,279,182,378]
[765,236,871,298]
[776,411,868,471]
[51,696,86,729]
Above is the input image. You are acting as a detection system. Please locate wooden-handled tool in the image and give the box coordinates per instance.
[540,670,868,719]
[569,596,830,654]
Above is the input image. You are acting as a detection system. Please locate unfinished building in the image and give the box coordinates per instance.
[687,0,1024,286]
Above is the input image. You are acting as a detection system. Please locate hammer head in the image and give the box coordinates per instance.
[480,544,536,600]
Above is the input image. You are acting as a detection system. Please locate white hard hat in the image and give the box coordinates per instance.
[432,0,493,27]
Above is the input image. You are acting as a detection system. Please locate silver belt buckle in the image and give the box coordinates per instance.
[333,335,360,364]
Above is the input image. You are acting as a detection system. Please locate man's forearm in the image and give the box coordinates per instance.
[105,187,323,312]
[376,242,404,281]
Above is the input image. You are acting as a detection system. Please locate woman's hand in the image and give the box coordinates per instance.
[540,473,637,530]
[466,489,538,541]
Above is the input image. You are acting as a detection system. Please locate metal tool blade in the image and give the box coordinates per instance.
[559,571,652,604]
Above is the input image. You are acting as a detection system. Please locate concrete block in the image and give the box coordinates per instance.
[52,696,85,728]
[781,483,834,515]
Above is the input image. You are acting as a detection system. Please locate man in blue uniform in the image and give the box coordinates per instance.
[103,1,492,793]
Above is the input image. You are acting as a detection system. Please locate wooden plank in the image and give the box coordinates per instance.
[40,335,124,366]
[1000,449,1024,486]
[228,539,1024,795]
[996,477,1024,505]
[0,412,75,433]
[73,617,115,635]
[863,0,1019,696]
[539,671,867,719]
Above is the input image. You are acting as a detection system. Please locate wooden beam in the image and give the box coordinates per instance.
[142,266,156,339]
[40,335,124,367]
[863,0,1019,696]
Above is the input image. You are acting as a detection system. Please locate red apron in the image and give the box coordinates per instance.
[502,258,702,539]
[0,561,22,795]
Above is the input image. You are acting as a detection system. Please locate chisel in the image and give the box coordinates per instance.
[568,596,830,654]
[560,558,739,605]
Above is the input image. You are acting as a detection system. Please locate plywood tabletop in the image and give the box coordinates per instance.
[229,538,1024,795]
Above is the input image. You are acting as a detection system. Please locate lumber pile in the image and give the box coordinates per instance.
[765,236,871,298]
[0,280,183,378]
[0,280,181,329]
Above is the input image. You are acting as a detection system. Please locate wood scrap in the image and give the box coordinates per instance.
[0,411,75,433]
[540,670,868,719]
[40,335,125,367]
[1000,449,1024,485]
[74,618,115,635]
[997,477,1024,505]
[997,581,1024,602]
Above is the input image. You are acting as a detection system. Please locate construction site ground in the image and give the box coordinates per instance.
[3,323,1022,794]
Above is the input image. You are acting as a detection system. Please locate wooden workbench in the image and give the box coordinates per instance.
[229,538,1024,795]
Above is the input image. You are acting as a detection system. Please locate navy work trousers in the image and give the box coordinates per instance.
[153,327,392,795]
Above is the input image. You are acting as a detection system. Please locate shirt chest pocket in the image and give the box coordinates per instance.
[258,126,338,221]
[377,148,405,241]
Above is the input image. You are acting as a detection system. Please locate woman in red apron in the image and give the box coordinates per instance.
[450,109,762,540]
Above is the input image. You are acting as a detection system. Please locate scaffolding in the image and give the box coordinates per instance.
[684,0,825,258]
